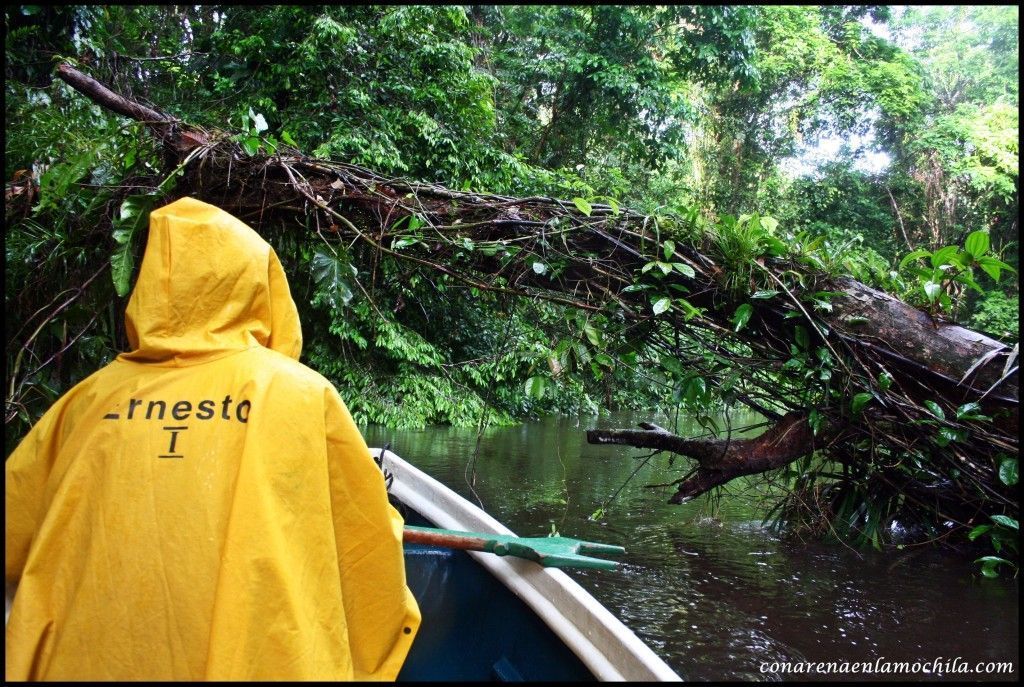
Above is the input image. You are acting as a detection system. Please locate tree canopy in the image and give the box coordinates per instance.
[5,5,1019,575]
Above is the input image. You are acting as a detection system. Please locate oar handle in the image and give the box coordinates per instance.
[403,527,491,552]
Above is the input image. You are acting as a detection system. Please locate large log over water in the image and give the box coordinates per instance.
[827,278,1016,402]
[588,415,821,503]
[54,65,1017,525]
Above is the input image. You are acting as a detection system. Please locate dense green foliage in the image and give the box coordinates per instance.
[5,6,1019,569]
[5,5,757,435]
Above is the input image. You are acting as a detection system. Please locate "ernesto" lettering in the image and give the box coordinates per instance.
[103,395,251,423]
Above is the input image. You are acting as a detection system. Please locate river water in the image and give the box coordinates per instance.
[362,411,1019,681]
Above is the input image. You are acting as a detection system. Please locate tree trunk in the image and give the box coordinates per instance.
[588,414,828,503]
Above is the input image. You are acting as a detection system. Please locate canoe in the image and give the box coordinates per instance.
[380,448,682,681]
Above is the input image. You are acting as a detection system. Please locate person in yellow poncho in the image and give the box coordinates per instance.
[5,197,421,680]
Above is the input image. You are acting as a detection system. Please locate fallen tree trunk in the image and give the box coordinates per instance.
[51,64,1018,528]
[588,414,826,503]
[827,277,1016,403]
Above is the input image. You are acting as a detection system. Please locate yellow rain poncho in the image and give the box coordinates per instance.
[5,197,420,681]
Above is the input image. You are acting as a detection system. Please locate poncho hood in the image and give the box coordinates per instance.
[121,196,302,364]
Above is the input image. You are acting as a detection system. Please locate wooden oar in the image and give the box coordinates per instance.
[403,526,625,570]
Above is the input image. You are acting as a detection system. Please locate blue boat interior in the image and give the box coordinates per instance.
[398,511,594,682]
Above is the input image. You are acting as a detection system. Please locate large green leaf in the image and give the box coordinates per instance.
[808,409,823,435]
[899,249,932,270]
[673,262,695,278]
[877,371,893,391]
[851,393,872,415]
[675,297,703,320]
[110,240,138,298]
[933,427,961,447]
[975,555,1012,578]
[794,325,810,351]
[241,136,261,156]
[660,355,685,377]
[763,235,788,257]
[525,375,548,399]
[923,399,945,420]
[572,197,592,216]
[110,194,157,296]
[311,247,355,307]
[964,230,990,258]
[930,245,961,268]
[998,458,1018,486]
[662,239,675,260]
[955,401,990,421]
[976,256,1015,282]
[991,514,1018,530]
[732,303,753,332]
[684,377,706,404]
[600,196,620,215]
[967,524,992,541]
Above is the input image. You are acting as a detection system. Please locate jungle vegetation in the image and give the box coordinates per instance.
[4,6,1019,574]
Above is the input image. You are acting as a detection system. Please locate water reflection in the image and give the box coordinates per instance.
[363,413,1019,682]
